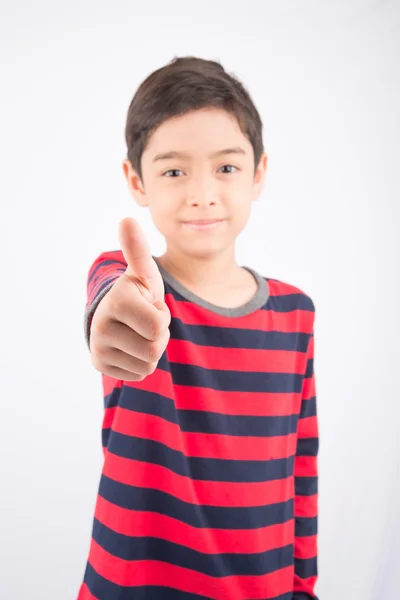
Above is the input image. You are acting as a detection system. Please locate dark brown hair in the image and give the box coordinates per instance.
[124,55,264,182]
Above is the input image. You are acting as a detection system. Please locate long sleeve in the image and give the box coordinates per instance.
[83,250,127,351]
[292,314,319,599]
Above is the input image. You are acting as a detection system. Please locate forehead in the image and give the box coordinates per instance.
[143,107,252,159]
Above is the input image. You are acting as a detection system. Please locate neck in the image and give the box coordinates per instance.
[155,243,242,289]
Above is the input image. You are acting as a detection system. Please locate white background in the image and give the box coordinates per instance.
[1,1,399,598]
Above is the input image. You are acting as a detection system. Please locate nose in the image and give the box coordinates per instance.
[186,176,218,207]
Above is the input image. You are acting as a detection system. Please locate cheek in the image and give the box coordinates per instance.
[148,202,176,236]
[228,200,253,234]
[230,194,252,217]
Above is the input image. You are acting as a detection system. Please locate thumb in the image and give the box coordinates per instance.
[118,216,165,303]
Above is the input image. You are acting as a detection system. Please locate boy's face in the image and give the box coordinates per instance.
[122,107,267,258]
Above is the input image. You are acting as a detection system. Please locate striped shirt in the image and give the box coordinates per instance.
[77,250,319,600]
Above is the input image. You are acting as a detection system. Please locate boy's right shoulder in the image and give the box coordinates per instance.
[88,249,127,274]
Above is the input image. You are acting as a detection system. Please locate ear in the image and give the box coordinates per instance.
[252,152,268,201]
[122,159,148,207]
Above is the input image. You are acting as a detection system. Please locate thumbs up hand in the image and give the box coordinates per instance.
[90,217,171,381]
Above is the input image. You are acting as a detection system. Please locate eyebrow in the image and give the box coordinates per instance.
[152,146,247,163]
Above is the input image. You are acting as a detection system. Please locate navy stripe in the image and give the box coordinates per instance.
[102,428,110,448]
[169,318,311,352]
[117,387,178,418]
[164,362,305,394]
[305,356,314,378]
[296,437,319,456]
[295,516,318,536]
[169,408,298,436]
[107,432,295,482]
[300,395,317,418]
[92,517,293,576]
[294,556,318,579]
[295,476,318,496]
[83,561,295,600]
[99,475,294,529]
[267,290,314,313]
[104,385,123,410]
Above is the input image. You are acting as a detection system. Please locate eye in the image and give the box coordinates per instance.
[219,165,239,174]
[163,169,184,177]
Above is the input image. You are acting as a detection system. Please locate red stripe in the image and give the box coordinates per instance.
[95,495,295,554]
[88,537,294,599]
[294,534,317,560]
[307,334,314,358]
[119,371,303,417]
[107,408,298,460]
[172,386,302,417]
[302,375,316,400]
[77,583,98,600]
[103,452,294,507]
[298,415,318,438]
[167,339,308,373]
[294,494,318,518]
[265,278,313,299]
[297,415,318,437]
[294,456,318,478]
[103,406,116,429]
[293,574,317,596]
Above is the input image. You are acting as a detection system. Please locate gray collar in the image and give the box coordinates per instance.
[152,256,269,317]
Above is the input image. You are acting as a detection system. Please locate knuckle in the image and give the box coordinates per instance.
[148,316,165,339]
[147,339,164,362]
[144,361,158,375]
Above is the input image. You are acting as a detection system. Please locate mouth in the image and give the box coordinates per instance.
[182,219,226,231]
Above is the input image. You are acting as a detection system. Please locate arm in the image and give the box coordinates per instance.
[293,310,319,599]
[83,250,127,350]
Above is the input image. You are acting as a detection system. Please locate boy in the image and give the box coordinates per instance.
[78,56,319,600]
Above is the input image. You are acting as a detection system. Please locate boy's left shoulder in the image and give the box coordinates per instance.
[262,274,316,313]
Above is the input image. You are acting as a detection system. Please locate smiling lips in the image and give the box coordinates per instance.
[182,219,225,231]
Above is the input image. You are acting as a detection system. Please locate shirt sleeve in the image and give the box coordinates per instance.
[292,308,319,599]
[83,250,127,351]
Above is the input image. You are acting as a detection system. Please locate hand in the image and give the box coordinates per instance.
[90,217,171,381]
